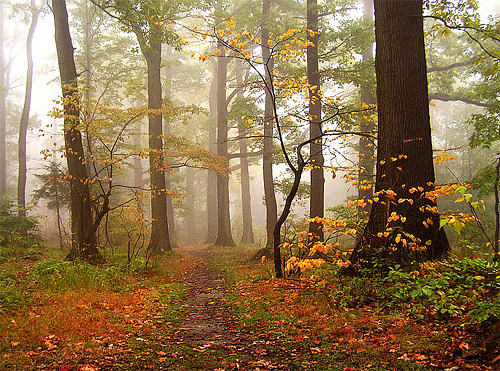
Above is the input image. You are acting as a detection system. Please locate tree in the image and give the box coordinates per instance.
[18,0,40,214]
[52,0,103,263]
[307,0,324,240]
[0,1,6,196]
[261,0,278,251]
[205,63,218,244]
[32,161,70,250]
[214,41,235,246]
[93,0,181,253]
[357,0,376,216]
[348,0,449,273]
[234,60,255,245]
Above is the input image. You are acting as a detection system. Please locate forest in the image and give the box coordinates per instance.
[0,0,499,369]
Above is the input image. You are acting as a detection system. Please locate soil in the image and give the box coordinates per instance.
[170,247,287,370]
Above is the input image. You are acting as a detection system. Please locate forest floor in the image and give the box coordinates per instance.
[1,245,498,370]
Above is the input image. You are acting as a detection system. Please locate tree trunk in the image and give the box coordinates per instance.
[214,43,235,247]
[133,122,144,188]
[163,46,177,247]
[357,0,376,217]
[348,0,449,272]
[83,1,95,179]
[307,0,324,240]
[0,2,6,196]
[143,42,171,253]
[186,166,196,245]
[236,61,255,245]
[52,0,102,263]
[18,0,39,214]
[262,0,278,250]
[205,64,218,244]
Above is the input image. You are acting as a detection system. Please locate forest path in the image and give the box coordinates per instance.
[169,246,286,370]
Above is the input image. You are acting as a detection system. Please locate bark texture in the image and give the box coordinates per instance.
[307,0,324,240]
[214,44,235,246]
[349,0,449,271]
[143,41,171,253]
[53,0,102,263]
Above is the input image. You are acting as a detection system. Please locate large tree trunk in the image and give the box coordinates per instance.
[348,0,449,272]
[52,0,102,263]
[143,42,171,253]
[357,0,376,217]
[18,0,39,214]
[214,43,235,247]
[0,2,6,196]
[205,65,218,244]
[261,0,277,251]
[307,0,324,240]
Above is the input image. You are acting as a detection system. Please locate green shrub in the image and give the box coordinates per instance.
[329,255,500,325]
[0,199,42,255]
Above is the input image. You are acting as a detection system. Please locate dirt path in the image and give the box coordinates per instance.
[170,248,286,370]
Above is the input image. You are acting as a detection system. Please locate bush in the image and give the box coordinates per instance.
[328,255,500,325]
[0,199,42,255]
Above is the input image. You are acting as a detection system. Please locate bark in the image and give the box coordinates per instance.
[357,0,376,216]
[348,0,449,273]
[0,2,6,196]
[52,0,102,263]
[205,64,218,244]
[142,41,171,253]
[186,167,196,245]
[18,0,39,214]
[429,92,491,108]
[133,124,144,188]
[163,46,177,247]
[261,0,278,250]
[236,61,255,245]
[214,43,235,246]
[494,125,500,261]
[83,1,95,179]
[307,0,324,240]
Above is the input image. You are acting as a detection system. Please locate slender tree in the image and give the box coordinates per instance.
[205,63,218,244]
[307,0,324,240]
[52,0,102,262]
[261,0,278,250]
[214,42,235,246]
[0,2,6,196]
[93,0,175,252]
[185,167,196,244]
[348,0,449,272]
[235,61,255,245]
[18,0,40,214]
[357,0,376,216]
[163,46,177,247]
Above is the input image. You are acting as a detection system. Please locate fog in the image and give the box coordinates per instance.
[1,0,499,250]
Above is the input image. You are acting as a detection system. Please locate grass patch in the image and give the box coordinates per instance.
[207,245,499,370]
[0,249,190,370]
